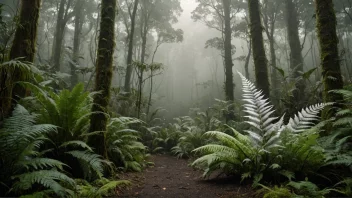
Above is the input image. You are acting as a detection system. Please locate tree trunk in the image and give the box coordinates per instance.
[0,0,41,120]
[51,0,72,72]
[222,0,234,102]
[315,0,344,119]
[88,0,116,158]
[286,0,305,102]
[248,0,270,97]
[244,39,251,79]
[71,0,84,87]
[124,0,139,92]
[136,5,149,118]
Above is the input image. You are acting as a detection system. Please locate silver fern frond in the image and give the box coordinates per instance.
[238,72,282,150]
[286,103,332,133]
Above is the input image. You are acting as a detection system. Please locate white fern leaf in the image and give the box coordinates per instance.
[238,72,282,150]
[285,103,332,133]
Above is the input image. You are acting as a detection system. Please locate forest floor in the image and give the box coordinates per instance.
[117,155,255,198]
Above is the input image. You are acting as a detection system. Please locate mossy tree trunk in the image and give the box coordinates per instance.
[0,0,41,120]
[88,0,117,158]
[124,0,139,93]
[286,0,305,109]
[248,0,270,97]
[222,0,235,121]
[315,0,344,119]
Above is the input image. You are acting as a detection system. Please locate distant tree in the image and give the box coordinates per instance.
[247,0,270,97]
[262,0,281,101]
[70,0,84,87]
[0,0,41,120]
[192,0,246,120]
[51,0,74,72]
[88,0,117,157]
[314,0,344,119]
[286,0,305,103]
[124,0,139,93]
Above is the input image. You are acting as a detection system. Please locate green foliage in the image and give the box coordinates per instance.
[22,83,109,180]
[192,72,329,184]
[106,117,146,172]
[76,177,131,198]
[0,105,75,197]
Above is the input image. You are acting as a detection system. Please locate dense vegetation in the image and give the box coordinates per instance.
[1,0,352,197]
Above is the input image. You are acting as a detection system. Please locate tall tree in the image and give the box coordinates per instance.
[222,0,235,103]
[262,0,280,101]
[286,0,305,102]
[192,0,245,103]
[0,0,41,120]
[51,0,74,71]
[124,0,139,93]
[88,0,117,157]
[248,0,270,97]
[70,0,84,87]
[315,0,344,119]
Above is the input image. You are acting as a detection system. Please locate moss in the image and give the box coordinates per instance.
[315,0,344,121]
[88,0,117,158]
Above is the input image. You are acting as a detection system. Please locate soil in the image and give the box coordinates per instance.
[118,155,255,198]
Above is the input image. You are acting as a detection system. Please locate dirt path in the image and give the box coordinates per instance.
[119,155,254,198]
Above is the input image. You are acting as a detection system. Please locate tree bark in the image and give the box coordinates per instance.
[248,0,270,97]
[88,0,117,158]
[315,0,344,119]
[51,0,73,72]
[222,0,234,102]
[124,0,139,93]
[71,0,84,87]
[222,0,235,121]
[286,0,305,102]
[0,0,41,120]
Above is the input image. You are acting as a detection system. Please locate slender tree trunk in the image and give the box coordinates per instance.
[88,0,117,158]
[71,0,84,87]
[222,0,234,102]
[51,0,72,72]
[248,0,270,97]
[51,0,66,71]
[136,7,149,118]
[0,0,41,120]
[124,0,139,92]
[286,0,305,102]
[244,39,251,79]
[315,0,344,119]
[222,0,235,121]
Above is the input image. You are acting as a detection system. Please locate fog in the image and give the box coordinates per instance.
[1,0,351,122]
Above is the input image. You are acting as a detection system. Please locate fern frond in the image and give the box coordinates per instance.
[66,150,105,178]
[12,170,75,197]
[286,103,332,132]
[59,140,93,152]
[238,72,282,150]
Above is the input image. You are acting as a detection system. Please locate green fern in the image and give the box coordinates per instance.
[106,117,146,172]
[76,177,131,198]
[0,105,75,197]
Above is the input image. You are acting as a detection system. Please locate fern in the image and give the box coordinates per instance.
[76,178,131,198]
[12,170,75,197]
[0,105,75,197]
[106,117,146,172]
[192,72,329,184]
